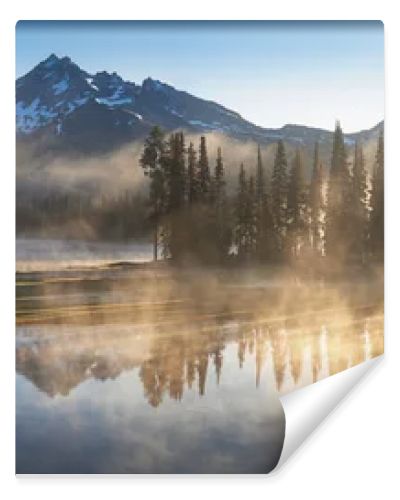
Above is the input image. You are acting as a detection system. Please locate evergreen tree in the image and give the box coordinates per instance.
[140,126,167,261]
[287,149,307,257]
[255,145,275,261]
[351,141,368,262]
[234,164,258,262]
[255,145,265,201]
[193,135,216,263]
[185,141,202,259]
[198,136,211,202]
[214,147,225,201]
[187,142,198,204]
[309,142,324,255]
[212,148,231,262]
[165,132,187,261]
[271,140,288,254]
[370,130,384,261]
[166,132,186,212]
[325,121,352,263]
[235,163,248,259]
[245,175,257,258]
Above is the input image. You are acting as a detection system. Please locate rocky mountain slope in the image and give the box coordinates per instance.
[16,53,383,156]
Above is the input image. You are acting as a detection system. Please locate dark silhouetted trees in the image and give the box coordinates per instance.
[187,141,198,204]
[325,121,353,263]
[211,147,231,263]
[351,141,368,262]
[287,149,307,258]
[140,124,384,269]
[198,136,211,201]
[309,142,324,255]
[255,146,275,261]
[370,130,384,261]
[139,126,167,261]
[234,163,249,260]
[271,140,288,255]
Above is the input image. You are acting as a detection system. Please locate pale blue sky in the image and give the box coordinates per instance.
[16,21,384,132]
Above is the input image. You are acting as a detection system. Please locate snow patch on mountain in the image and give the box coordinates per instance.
[52,79,69,95]
[221,109,240,119]
[94,85,134,107]
[95,96,133,107]
[65,97,89,114]
[16,98,57,133]
[166,107,184,118]
[85,78,99,92]
[125,110,143,121]
[189,120,219,130]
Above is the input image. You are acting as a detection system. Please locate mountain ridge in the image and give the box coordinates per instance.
[16,53,383,156]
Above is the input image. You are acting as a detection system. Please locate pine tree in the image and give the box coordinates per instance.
[165,132,187,261]
[370,130,384,261]
[245,175,257,258]
[235,163,248,260]
[287,149,307,257]
[140,126,167,261]
[214,147,225,201]
[198,136,210,202]
[351,141,368,262]
[207,148,230,263]
[213,148,230,262]
[255,145,275,261]
[184,141,202,259]
[325,121,352,263]
[234,164,258,262]
[309,142,324,255]
[271,140,288,255]
[187,142,198,204]
[166,132,186,212]
[255,145,265,201]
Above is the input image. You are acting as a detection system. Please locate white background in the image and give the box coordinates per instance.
[1,2,398,499]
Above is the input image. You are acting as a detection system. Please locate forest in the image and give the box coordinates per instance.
[140,122,384,269]
[16,121,384,271]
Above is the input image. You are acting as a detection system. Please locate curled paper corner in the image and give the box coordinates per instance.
[274,355,383,472]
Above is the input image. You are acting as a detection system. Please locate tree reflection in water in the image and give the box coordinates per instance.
[16,306,383,404]
[15,269,384,473]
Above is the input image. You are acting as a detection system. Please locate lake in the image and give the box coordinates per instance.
[16,238,153,272]
[15,244,384,473]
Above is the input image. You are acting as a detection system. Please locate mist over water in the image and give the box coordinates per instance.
[15,21,384,475]
[15,124,384,473]
[16,238,153,272]
[15,261,383,473]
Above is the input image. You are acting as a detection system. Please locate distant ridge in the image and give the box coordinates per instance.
[16,53,384,155]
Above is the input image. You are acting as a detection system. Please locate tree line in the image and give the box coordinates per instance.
[140,122,384,268]
[16,190,148,240]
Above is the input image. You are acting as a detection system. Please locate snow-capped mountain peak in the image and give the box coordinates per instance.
[16,54,259,140]
[16,54,383,156]
[16,55,141,134]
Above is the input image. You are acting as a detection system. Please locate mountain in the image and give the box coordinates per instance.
[16,53,383,155]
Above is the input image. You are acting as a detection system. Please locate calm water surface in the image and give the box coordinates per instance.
[16,263,383,473]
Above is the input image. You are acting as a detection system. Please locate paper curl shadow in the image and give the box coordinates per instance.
[275,355,383,471]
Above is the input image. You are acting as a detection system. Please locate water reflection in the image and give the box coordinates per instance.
[15,269,383,473]
[16,312,383,403]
